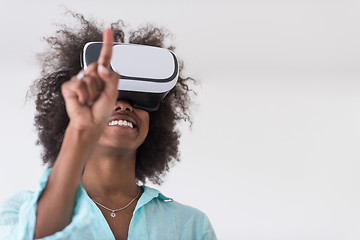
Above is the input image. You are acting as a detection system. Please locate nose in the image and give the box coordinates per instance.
[114,100,133,112]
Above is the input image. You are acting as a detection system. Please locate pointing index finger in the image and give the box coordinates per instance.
[98,28,114,69]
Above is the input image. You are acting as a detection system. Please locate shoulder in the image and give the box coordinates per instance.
[141,186,208,219]
[161,199,208,220]
[0,190,34,214]
[139,186,216,238]
[0,190,35,238]
[144,187,209,224]
[0,168,51,220]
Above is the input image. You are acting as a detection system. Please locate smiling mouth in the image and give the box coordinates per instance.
[108,120,134,128]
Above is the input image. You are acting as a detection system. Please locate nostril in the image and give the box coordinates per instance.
[114,101,133,112]
[114,106,132,112]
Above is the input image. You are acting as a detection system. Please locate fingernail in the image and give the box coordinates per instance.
[76,71,84,80]
[98,65,110,75]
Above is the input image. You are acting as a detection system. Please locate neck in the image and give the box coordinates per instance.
[81,146,139,200]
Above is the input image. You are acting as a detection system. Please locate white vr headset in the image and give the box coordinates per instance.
[80,42,179,111]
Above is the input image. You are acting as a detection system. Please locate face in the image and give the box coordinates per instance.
[97,100,149,151]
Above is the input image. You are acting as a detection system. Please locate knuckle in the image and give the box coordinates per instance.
[87,62,97,70]
[99,53,111,63]
[74,81,85,91]
[61,80,71,91]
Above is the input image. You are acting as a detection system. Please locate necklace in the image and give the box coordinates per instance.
[91,187,141,218]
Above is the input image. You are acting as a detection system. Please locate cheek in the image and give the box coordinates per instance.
[143,114,150,136]
[135,109,150,140]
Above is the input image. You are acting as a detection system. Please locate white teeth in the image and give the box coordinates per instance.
[108,120,134,128]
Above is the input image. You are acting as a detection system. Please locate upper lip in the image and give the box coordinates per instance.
[109,113,137,127]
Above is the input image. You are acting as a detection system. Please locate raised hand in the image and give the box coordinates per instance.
[61,28,119,131]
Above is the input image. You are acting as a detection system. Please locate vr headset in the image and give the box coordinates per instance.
[80,42,179,111]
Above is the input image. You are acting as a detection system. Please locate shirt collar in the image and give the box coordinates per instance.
[134,186,173,212]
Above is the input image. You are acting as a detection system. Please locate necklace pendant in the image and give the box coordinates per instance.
[110,212,116,218]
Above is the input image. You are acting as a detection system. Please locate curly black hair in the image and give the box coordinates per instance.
[30,12,196,185]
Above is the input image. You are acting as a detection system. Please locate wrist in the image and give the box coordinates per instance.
[66,120,104,140]
[57,123,103,165]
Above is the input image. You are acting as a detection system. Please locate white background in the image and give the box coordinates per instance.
[1,0,360,239]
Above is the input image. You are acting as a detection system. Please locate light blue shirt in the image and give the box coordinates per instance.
[0,169,216,240]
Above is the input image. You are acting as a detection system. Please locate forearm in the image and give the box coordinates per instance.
[33,124,102,239]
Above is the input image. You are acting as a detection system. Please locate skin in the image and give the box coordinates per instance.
[34,28,149,240]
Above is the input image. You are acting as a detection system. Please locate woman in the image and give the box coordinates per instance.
[0,13,216,240]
